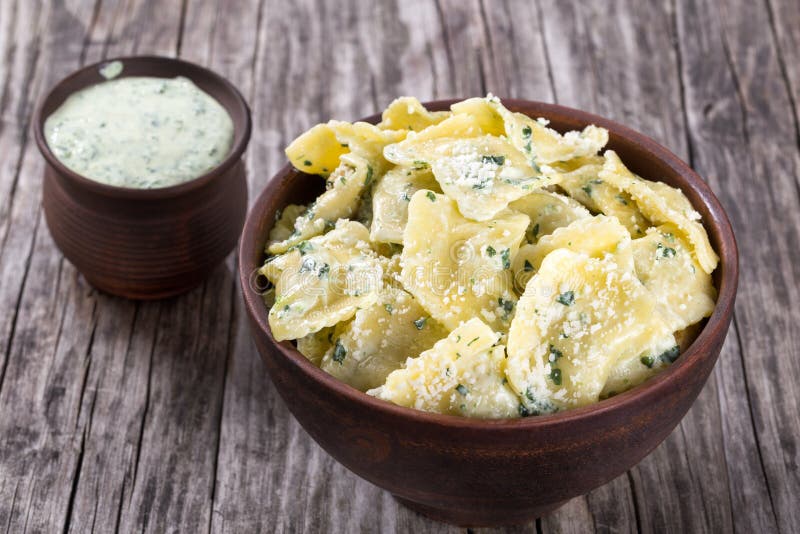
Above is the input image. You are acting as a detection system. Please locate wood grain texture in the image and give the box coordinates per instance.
[0,0,796,532]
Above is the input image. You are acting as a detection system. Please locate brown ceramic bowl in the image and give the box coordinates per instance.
[239,99,738,527]
[33,56,251,299]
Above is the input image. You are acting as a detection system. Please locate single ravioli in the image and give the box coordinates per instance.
[388,135,552,221]
[601,332,678,398]
[449,96,507,136]
[401,190,529,332]
[378,96,452,132]
[512,215,632,292]
[491,98,608,165]
[509,190,591,244]
[382,112,496,165]
[632,224,716,331]
[507,249,673,411]
[369,166,441,244]
[286,120,406,176]
[599,151,719,273]
[261,220,383,341]
[268,204,308,244]
[296,327,335,366]
[557,157,649,237]
[368,318,519,418]
[268,154,374,254]
[430,136,554,221]
[320,287,448,391]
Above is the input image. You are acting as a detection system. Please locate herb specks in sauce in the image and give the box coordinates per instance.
[44,75,234,188]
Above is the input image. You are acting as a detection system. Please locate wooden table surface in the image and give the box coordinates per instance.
[1,0,798,532]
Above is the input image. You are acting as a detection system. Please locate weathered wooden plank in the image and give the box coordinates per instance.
[677,1,800,532]
[63,299,155,534]
[0,2,100,532]
[765,0,800,133]
[0,0,51,388]
[536,1,735,532]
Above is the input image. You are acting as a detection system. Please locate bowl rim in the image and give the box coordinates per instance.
[32,55,252,199]
[239,97,739,430]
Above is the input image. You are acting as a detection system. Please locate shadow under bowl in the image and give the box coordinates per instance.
[34,55,251,299]
[238,99,739,527]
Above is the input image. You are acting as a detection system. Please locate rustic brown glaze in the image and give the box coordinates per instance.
[238,99,739,527]
[33,56,251,299]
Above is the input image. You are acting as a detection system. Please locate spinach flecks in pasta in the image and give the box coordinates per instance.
[264,94,719,418]
[599,150,719,274]
[261,220,383,341]
[268,154,374,254]
[511,215,632,287]
[400,190,528,331]
[332,340,347,364]
[509,190,590,245]
[507,249,674,410]
[490,99,609,165]
[369,166,440,244]
[631,224,716,331]
[602,333,678,397]
[556,291,575,306]
[368,319,518,418]
[320,287,448,391]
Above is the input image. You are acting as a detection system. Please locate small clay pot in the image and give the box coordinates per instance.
[34,56,251,299]
[238,99,739,527]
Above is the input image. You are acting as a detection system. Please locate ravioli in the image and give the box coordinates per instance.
[401,190,529,332]
[368,318,519,418]
[509,190,591,244]
[631,224,716,331]
[369,166,441,244]
[513,215,632,274]
[557,157,649,237]
[268,204,308,244]
[601,333,678,398]
[296,327,335,366]
[387,135,553,221]
[490,97,609,165]
[284,123,346,177]
[286,120,406,177]
[506,249,673,411]
[261,220,383,341]
[450,97,506,136]
[262,94,720,419]
[320,287,448,391]
[382,112,494,166]
[378,97,451,132]
[599,151,719,273]
[268,154,374,254]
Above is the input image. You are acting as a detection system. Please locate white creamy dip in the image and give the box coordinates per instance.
[44,76,234,188]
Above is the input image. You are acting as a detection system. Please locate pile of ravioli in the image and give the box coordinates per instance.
[260,95,718,418]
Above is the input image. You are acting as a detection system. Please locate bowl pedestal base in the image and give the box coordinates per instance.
[394,495,567,527]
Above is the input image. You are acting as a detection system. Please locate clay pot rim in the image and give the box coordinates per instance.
[239,97,739,431]
[32,55,252,200]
